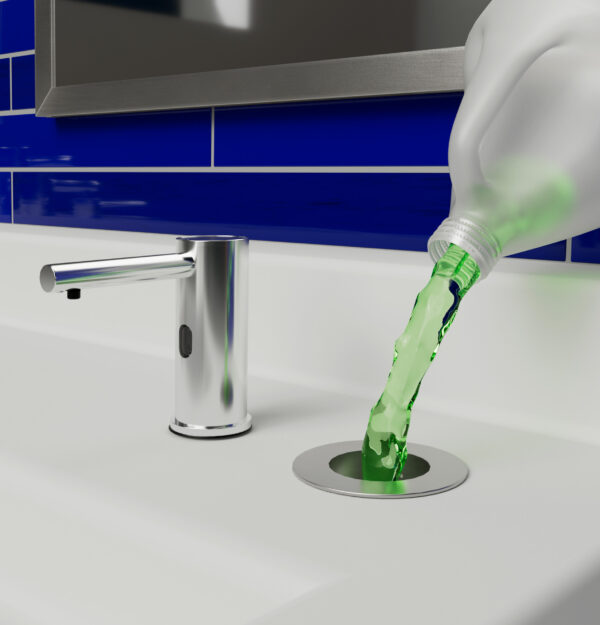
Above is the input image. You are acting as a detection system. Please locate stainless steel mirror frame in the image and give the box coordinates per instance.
[35,0,465,117]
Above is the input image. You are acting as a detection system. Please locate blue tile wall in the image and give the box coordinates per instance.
[0,112,211,166]
[572,229,600,264]
[13,172,451,251]
[11,54,35,109]
[0,59,9,111]
[0,173,11,222]
[510,241,567,262]
[0,0,34,54]
[0,1,590,264]
[215,94,462,166]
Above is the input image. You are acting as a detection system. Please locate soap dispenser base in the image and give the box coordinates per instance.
[169,414,252,438]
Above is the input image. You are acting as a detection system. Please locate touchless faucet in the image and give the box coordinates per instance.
[40,235,251,438]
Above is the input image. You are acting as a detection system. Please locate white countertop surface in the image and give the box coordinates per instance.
[0,224,598,624]
[1,325,599,625]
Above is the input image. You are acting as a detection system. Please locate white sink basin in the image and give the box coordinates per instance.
[0,327,332,624]
[0,224,598,624]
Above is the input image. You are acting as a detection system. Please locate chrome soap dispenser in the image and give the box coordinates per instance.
[40,235,251,438]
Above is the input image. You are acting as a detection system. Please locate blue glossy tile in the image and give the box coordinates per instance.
[572,229,600,264]
[14,172,452,250]
[0,111,211,166]
[11,54,34,109]
[0,172,11,222]
[509,241,566,261]
[0,59,10,110]
[216,93,462,166]
[0,0,35,54]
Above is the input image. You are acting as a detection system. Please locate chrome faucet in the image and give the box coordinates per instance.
[40,235,251,438]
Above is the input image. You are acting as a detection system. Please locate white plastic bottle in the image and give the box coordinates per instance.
[428,0,600,277]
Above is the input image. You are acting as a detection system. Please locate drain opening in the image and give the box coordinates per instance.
[329,450,430,481]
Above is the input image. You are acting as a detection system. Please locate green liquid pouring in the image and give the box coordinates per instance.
[362,244,480,481]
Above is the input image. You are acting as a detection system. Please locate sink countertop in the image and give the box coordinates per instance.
[1,326,599,625]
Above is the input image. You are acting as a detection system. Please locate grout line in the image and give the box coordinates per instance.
[8,58,12,110]
[211,108,215,167]
[10,171,14,224]
[565,238,572,262]
[0,108,36,116]
[0,165,451,174]
[0,50,35,60]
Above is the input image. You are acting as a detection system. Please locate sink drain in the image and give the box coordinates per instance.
[293,440,468,498]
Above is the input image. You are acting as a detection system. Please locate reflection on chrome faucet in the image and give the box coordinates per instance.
[40,235,251,438]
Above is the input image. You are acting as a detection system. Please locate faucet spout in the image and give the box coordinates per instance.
[39,235,251,439]
[40,252,195,293]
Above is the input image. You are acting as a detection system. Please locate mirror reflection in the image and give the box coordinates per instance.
[56,0,491,86]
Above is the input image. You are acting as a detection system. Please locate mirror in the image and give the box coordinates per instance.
[36,0,491,117]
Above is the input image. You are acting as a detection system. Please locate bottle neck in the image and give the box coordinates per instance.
[428,217,501,280]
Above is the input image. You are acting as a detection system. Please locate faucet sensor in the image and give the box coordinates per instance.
[40,235,251,438]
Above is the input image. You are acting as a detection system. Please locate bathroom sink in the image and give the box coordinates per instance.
[0,224,599,624]
[0,324,599,625]
[0,327,332,624]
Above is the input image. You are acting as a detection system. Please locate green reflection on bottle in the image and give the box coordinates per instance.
[467,158,575,251]
[362,244,480,481]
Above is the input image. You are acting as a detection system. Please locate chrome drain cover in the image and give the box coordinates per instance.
[293,440,468,499]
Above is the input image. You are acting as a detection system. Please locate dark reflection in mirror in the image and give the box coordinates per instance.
[57,0,491,86]
[80,0,179,15]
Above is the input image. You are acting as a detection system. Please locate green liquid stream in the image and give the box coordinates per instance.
[362,244,480,481]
